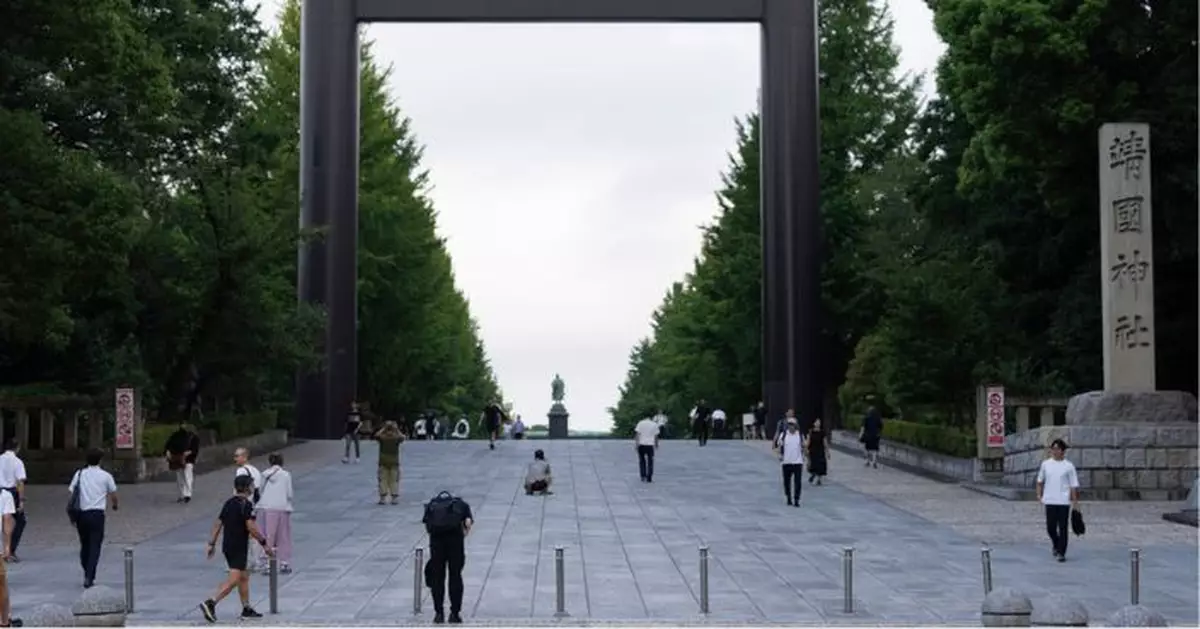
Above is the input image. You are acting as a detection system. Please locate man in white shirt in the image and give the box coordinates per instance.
[711,408,727,440]
[68,449,119,588]
[634,415,661,483]
[233,448,265,571]
[0,484,22,626]
[0,440,27,564]
[1036,438,1080,562]
[778,417,805,506]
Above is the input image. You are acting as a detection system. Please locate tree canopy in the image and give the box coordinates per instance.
[611,0,1197,439]
[0,0,503,427]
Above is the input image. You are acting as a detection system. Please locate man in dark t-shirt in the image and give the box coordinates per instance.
[424,495,475,624]
[199,475,271,623]
[482,402,506,451]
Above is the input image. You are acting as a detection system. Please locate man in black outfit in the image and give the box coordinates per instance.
[199,475,271,623]
[423,492,474,624]
[693,399,711,446]
[164,423,201,503]
[482,402,506,451]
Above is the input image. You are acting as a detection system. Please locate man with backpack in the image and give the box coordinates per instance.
[422,491,474,624]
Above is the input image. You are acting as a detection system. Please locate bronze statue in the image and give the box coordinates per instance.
[551,374,565,402]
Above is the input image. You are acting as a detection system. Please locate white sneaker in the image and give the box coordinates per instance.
[354,457,360,464]
[342,458,349,464]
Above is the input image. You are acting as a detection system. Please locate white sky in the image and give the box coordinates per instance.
[259,0,945,431]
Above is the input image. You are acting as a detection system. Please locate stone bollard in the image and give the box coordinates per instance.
[72,585,128,627]
[1105,605,1168,627]
[982,587,1034,627]
[1031,594,1089,626]
[26,603,75,627]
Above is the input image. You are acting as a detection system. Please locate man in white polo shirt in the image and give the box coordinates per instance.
[68,448,119,588]
[1036,438,1080,562]
[0,483,23,626]
[634,413,660,483]
[0,439,27,564]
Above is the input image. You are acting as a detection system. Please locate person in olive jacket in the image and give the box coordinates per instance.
[165,423,201,503]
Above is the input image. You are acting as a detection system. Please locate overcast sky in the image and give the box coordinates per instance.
[260,1,944,432]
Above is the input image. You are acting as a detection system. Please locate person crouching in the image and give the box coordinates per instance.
[524,450,552,496]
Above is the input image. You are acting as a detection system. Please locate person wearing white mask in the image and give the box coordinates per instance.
[777,416,804,507]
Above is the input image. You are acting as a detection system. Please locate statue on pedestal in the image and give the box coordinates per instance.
[547,374,569,439]
[551,374,565,403]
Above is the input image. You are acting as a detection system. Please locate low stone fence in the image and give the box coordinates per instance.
[829,430,976,482]
[138,428,289,482]
[1003,424,1198,500]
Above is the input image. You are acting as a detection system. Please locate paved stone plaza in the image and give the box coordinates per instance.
[8,439,1198,625]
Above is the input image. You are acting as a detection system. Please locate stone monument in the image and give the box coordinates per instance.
[547,373,569,439]
[1003,124,1198,499]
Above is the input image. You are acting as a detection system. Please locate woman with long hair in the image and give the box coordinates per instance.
[805,418,830,485]
[374,420,405,505]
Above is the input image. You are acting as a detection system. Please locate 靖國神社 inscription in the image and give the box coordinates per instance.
[1098,123,1156,391]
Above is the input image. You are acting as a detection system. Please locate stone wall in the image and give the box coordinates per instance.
[829,430,976,481]
[138,428,290,482]
[1003,424,1197,499]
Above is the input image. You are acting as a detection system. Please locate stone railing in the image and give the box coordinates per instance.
[829,430,975,481]
[973,386,1069,482]
[0,394,145,484]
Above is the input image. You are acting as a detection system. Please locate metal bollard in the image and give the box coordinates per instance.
[980,546,993,595]
[268,547,279,614]
[412,547,424,615]
[842,546,854,614]
[699,546,710,614]
[123,546,134,614]
[554,546,568,617]
[1130,548,1141,605]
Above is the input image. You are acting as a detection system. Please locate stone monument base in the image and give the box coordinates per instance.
[1002,391,1197,500]
[547,402,569,439]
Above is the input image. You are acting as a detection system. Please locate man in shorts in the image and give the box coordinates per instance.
[481,401,507,451]
[198,475,271,623]
[0,487,22,626]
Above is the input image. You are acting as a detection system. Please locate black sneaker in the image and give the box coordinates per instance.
[489,443,495,451]
[786,498,793,506]
[1056,554,1066,563]
[199,600,217,623]
[449,612,463,624]
[184,497,191,504]
[433,611,445,624]
[241,607,263,618]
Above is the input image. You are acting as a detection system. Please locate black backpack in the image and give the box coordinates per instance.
[423,491,467,535]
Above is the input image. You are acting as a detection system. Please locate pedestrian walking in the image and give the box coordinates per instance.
[805,418,830,484]
[164,423,200,503]
[753,402,767,439]
[634,413,660,482]
[711,408,727,439]
[482,402,506,450]
[0,441,26,564]
[1036,439,1080,562]
[776,417,804,506]
[343,402,363,463]
[0,485,23,626]
[256,453,293,574]
[422,491,474,624]
[374,420,405,505]
[233,448,264,570]
[198,475,271,623]
[67,449,119,587]
[860,407,883,468]
[692,399,711,446]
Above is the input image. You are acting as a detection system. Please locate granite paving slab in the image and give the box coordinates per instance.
[3,438,1195,625]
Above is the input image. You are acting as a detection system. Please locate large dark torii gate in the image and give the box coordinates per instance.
[297,0,821,439]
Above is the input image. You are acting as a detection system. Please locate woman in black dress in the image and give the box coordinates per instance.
[805,418,829,484]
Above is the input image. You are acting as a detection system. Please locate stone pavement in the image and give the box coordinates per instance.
[6,438,1197,625]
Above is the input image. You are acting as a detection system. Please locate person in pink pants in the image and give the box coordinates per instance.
[255,453,294,573]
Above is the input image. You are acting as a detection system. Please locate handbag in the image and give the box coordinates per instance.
[1070,508,1086,536]
[66,468,84,524]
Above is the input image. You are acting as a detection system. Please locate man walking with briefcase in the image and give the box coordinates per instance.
[423,491,473,624]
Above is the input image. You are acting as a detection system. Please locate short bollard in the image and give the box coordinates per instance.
[123,546,134,614]
[981,546,993,595]
[842,546,854,614]
[268,547,279,614]
[699,546,710,614]
[554,546,568,617]
[412,547,424,615]
[1129,548,1141,605]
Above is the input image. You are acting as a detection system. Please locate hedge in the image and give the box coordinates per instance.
[842,414,975,459]
[142,411,279,455]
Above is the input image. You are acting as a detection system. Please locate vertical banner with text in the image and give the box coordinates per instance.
[115,388,136,450]
[986,386,1006,448]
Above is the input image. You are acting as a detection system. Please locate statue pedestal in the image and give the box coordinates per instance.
[547,403,569,439]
